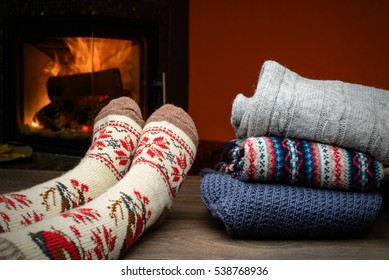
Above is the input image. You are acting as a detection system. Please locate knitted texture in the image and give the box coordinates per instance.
[216,137,383,192]
[231,60,389,164]
[0,97,144,234]
[200,170,382,238]
[0,104,198,260]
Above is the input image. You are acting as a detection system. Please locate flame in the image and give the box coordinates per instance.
[31,117,43,129]
[45,37,136,91]
[24,36,140,137]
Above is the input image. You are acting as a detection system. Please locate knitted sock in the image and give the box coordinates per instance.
[216,137,383,192]
[201,170,382,238]
[231,60,389,164]
[0,104,198,260]
[0,97,144,234]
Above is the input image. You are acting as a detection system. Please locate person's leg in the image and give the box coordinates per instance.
[0,104,198,259]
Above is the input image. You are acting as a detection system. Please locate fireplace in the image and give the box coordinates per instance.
[4,16,157,154]
[0,1,188,156]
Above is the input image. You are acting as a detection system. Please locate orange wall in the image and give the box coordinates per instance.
[189,0,389,142]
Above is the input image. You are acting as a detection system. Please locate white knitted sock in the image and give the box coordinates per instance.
[0,97,144,233]
[231,60,389,164]
[0,104,198,259]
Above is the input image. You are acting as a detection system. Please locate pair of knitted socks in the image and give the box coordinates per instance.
[0,97,198,259]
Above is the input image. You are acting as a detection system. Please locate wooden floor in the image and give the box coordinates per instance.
[1,168,389,259]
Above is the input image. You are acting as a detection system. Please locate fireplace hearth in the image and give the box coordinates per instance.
[0,0,188,156]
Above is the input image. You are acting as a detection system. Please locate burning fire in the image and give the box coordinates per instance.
[23,37,140,137]
[45,37,136,90]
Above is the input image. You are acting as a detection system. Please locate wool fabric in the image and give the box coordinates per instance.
[216,137,383,192]
[201,170,382,238]
[0,104,198,260]
[231,60,389,164]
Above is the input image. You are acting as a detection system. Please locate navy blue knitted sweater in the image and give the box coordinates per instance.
[200,170,382,238]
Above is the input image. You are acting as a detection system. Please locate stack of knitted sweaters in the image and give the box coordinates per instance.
[201,60,388,238]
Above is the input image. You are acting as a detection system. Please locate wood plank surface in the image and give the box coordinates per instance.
[1,169,389,260]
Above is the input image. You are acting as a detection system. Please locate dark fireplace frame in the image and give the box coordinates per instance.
[0,0,189,156]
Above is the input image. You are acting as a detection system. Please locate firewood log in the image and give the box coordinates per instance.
[46,68,123,101]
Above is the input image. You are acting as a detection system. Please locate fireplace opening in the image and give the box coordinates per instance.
[3,16,160,155]
[23,36,143,140]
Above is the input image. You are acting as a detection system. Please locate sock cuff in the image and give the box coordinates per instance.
[0,238,26,260]
[146,104,199,148]
[95,96,145,127]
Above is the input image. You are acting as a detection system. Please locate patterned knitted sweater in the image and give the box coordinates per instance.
[215,137,383,192]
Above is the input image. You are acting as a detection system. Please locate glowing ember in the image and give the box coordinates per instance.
[31,118,43,129]
[81,125,91,134]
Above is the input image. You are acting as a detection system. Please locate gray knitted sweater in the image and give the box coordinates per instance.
[231,61,389,164]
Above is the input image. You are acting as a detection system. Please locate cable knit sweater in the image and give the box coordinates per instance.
[231,60,389,164]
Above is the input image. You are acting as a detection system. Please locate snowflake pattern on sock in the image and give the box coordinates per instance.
[29,189,150,260]
[86,119,139,180]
